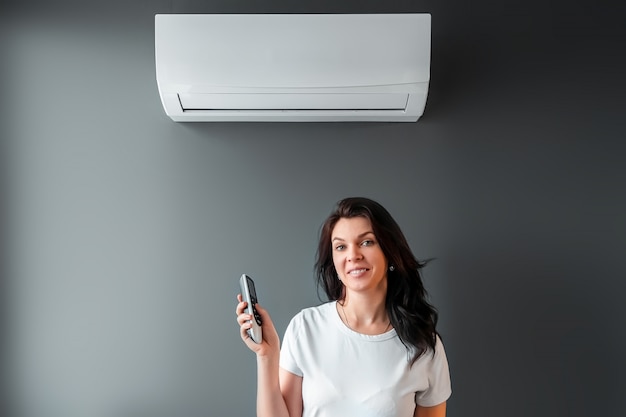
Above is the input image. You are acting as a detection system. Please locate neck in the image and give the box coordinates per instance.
[339,292,390,334]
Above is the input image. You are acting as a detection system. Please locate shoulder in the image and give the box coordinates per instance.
[415,334,452,406]
[433,334,448,359]
[411,334,449,369]
[298,301,335,318]
[422,334,451,380]
[290,301,335,324]
[286,302,336,335]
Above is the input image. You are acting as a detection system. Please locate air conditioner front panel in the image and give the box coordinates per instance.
[155,14,431,89]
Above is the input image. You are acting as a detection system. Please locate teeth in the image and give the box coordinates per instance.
[349,269,367,275]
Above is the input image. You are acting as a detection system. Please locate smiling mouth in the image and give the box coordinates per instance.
[348,268,368,275]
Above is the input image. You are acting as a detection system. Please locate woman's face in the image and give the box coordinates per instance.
[331,216,388,296]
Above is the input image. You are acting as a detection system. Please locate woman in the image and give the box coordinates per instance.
[236,197,451,417]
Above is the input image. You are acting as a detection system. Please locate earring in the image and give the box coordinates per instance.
[389,265,395,272]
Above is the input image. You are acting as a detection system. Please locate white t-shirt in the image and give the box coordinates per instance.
[279,301,451,417]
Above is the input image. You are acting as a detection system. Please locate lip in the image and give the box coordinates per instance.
[347,267,369,276]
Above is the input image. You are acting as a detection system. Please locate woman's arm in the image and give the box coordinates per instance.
[279,368,303,417]
[414,402,446,417]
[254,354,290,417]
[237,296,301,417]
[255,357,302,417]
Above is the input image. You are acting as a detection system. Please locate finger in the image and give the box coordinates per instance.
[240,321,254,341]
[237,313,252,326]
[240,326,250,341]
[235,300,247,316]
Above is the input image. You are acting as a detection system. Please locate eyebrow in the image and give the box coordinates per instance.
[332,231,375,242]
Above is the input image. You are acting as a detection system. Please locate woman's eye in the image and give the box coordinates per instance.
[335,244,345,251]
[361,239,374,246]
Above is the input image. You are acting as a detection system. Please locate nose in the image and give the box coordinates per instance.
[347,245,363,261]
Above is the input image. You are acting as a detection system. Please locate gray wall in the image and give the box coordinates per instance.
[2,1,625,416]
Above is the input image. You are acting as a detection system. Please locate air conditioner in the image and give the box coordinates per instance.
[155,14,431,122]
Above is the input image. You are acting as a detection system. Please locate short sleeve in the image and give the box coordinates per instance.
[415,335,452,407]
[279,314,303,377]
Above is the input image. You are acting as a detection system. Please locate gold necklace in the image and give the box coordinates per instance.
[340,301,392,334]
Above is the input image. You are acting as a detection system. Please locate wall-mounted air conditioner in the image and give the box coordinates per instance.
[155,14,431,122]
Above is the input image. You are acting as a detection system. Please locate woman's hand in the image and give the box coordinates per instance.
[235,294,281,358]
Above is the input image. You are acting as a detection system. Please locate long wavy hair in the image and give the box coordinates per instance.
[314,197,439,365]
